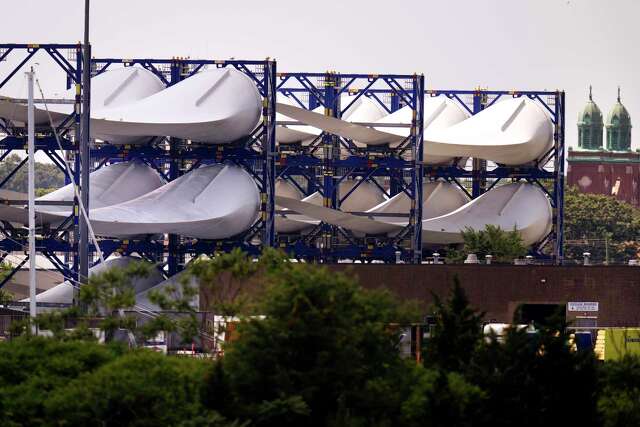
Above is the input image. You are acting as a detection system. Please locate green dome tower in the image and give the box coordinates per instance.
[577,86,604,150]
[606,87,632,151]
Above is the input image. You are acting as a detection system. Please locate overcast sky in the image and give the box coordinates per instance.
[1,0,638,151]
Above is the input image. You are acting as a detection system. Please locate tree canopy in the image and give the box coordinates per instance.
[1,250,640,426]
[215,256,419,426]
[447,224,528,263]
[0,154,65,194]
[564,186,640,263]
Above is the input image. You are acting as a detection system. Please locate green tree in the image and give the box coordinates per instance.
[468,315,599,427]
[420,278,600,427]
[3,252,631,426]
[0,154,65,193]
[0,263,15,306]
[598,356,640,427]
[35,187,57,197]
[0,337,239,426]
[11,259,175,344]
[401,367,485,427]
[0,290,13,306]
[447,225,528,263]
[79,259,154,341]
[423,276,484,373]
[208,256,419,427]
[0,337,123,425]
[564,186,640,263]
[146,249,288,347]
[170,248,267,316]
[46,351,234,427]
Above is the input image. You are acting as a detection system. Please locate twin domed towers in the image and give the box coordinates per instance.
[578,86,632,151]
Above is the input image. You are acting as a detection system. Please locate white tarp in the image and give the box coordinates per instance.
[135,270,199,312]
[276,179,387,233]
[276,181,469,236]
[277,94,387,145]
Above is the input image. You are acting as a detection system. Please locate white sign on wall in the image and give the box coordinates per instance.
[567,302,599,312]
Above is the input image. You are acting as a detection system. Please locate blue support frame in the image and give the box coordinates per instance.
[276,83,565,263]
[0,46,278,290]
[423,89,565,262]
[276,72,425,263]
[89,57,277,270]
[0,43,84,287]
[0,44,564,275]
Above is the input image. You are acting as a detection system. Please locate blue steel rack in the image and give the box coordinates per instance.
[421,89,565,262]
[0,46,277,288]
[276,80,565,264]
[0,45,564,282]
[88,57,277,274]
[0,43,85,287]
[276,72,425,263]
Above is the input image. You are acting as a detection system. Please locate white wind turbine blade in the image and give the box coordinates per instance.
[91,68,262,144]
[0,66,165,126]
[88,164,260,239]
[424,97,553,165]
[0,161,165,226]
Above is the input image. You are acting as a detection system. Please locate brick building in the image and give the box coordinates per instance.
[567,87,637,206]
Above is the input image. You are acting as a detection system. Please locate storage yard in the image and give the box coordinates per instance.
[1,1,640,424]
[0,42,637,345]
[0,44,567,304]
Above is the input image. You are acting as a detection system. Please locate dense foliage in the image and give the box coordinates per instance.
[0,338,233,427]
[447,224,528,263]
[213,255,419,426]
[0,338,124,425]
[1,252,639,426]
[597,356,640,427]
[0,154,65,194]
[445,187,640,264]
[564,186,640,263]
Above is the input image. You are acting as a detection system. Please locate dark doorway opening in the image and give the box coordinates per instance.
[515,303,566,326]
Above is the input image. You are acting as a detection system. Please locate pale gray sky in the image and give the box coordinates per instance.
[1,0,638,151]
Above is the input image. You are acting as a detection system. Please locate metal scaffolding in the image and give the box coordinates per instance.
[276,81,565,264]
[421,89,566,262]
[88,57,277,273]
[276,72,425,263]
[0,46,277,290]
[0,43,84,288]
[0,44,565,290]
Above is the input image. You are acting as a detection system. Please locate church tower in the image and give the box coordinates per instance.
[606,87,632,151]
[577,86,604,150]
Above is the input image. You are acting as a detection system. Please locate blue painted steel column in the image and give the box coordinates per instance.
[263,59,277,248]
[79,6,92,294]
[169,59,181,87]
[321,71,339,261]
[390,93,400,112]
[554,91,565,264]
[412,75,425,264]
[389,92,403,198]
[72,44,83,298]
[471,90,487,198]
[309,92,319,110]
[167,59,182,275]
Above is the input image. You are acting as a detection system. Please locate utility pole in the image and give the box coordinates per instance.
[26,67,37,330]
[79,0,91,299]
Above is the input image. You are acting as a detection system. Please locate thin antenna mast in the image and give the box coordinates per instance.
[26,67,37,329]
